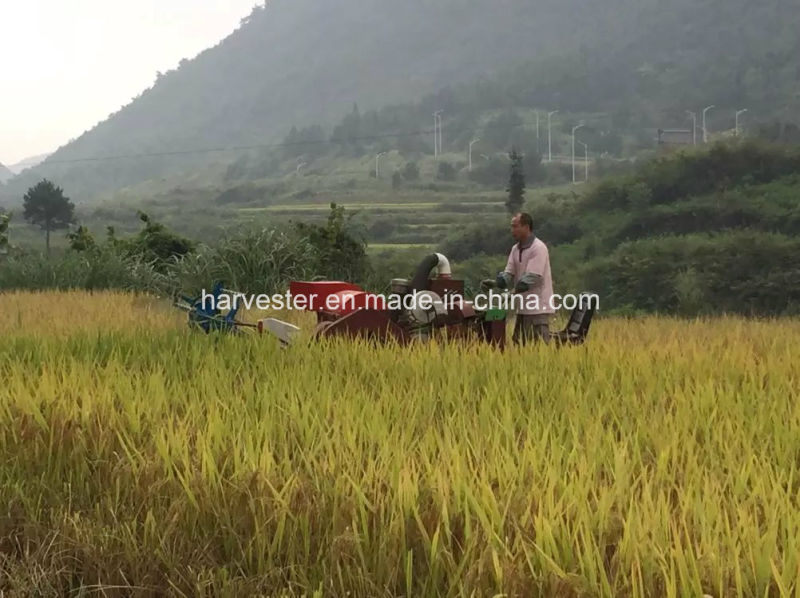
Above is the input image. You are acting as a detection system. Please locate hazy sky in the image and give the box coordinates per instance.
[0,0,259,166]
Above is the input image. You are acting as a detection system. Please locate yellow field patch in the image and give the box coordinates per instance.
[1,291,799,596]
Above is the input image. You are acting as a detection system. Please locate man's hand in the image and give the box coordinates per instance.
[514,272,542,293]
[480,279,496,291]
[495,272,512,290]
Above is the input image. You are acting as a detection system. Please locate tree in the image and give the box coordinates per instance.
[469,157,508,186]
[437,161,456,181]
[627,182,653,211]
[67,225,97,252]
[127,211,195,268]
[295,203,370,282]
[506,149,526,214]
[283,124,327,160]
[402,161,420,181]
[483,109,524,150]
[330,103,363,157]
[23,179,75,256]
[0,212,9,255]
[391,170,403,190]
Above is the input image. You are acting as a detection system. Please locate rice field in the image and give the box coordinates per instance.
[1,291,800,597]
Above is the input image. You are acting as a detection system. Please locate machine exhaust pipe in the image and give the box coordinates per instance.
[434,253,452,278]
[409,253,452,291]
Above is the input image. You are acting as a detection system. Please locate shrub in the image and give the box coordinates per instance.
[294,203,370,283]
[401,161,420,181]
[437,161,457,181]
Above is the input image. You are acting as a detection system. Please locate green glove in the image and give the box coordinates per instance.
[496,272,512,290]
[514,272,541,293]
[480,279,496,291]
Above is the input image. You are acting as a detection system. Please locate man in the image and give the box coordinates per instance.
[493,212,555,344]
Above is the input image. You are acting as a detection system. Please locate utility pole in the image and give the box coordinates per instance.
[375,152,386,178]
[686,111,697,145]
[438,111,444,156]
[433,110,443,158]
[702,105,715,143]
[735,109,748,137]
[535,110,540,153]
[578,141,588,183]
[469,138,480,172]
[572,123,584,184]
[432,111,440,157]
[547,111,558,162]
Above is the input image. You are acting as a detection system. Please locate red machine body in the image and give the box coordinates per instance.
[289,280,402,342]
[289,281,387,316]
[289,281,362,312]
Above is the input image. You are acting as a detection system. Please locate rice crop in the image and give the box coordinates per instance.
[1,291,799,597]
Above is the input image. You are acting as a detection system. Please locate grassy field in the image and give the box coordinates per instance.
[1,291,799,596]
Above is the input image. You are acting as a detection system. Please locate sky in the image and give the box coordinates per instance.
[0,0,259,166]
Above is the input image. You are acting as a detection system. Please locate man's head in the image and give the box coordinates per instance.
[510,212,534,242]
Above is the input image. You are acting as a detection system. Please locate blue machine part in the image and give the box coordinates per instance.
[179,281,242,334]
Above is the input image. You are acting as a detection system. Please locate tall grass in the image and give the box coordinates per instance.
[0,227,317,298]
[1,292,799,596]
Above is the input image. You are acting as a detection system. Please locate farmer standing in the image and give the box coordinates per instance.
[495,212,555,344]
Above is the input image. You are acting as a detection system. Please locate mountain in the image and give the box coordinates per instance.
[6,0,799,202]
[0,163,14,184]
[8,153,51,175]
[0,163,12,182]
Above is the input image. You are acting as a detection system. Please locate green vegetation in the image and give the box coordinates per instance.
[22,179,75,255]
[0,163,13,184]
[0,202,364,299]
[441,140,800,315]
[505,149,525,214]
[3,141,800,317]
[0,212,9,254]
[113,211,195,269]
[294,202,370,283]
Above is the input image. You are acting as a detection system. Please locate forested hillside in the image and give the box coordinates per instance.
[3,0,799,203]
[0,164,13,184]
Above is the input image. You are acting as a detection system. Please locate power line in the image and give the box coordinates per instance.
[33,117,592,167]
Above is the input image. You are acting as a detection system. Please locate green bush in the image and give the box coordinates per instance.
[468,158,508,186]
[112,212,195,271]
[401,161,420,181]
[294,203,370,283]
[439,221,509,261]
[437,161,457,181]
[583,140,800,211]
[581,231,800,315]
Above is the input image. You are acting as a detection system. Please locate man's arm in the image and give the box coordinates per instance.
[496,249,515,289]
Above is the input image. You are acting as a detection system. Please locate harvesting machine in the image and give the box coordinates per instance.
[176,254,594,348]
[255,253,595,348]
